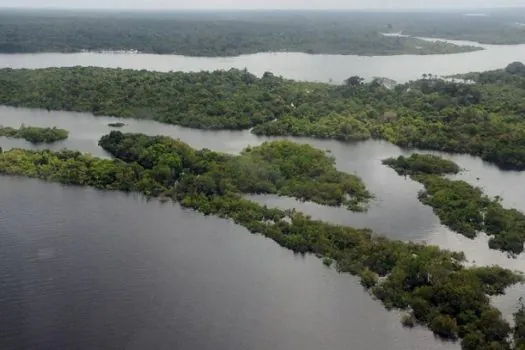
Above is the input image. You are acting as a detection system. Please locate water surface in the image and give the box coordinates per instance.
[1,38,524,83]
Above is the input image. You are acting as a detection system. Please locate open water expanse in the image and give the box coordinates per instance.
[1,42,525,349]
[1,37,525,83]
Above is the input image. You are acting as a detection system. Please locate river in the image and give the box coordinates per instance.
[0,38,524,83]
[1,105,525,349]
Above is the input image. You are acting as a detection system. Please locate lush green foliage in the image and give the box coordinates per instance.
[3,64,525,169]
[0,67,290,129]
[515,303,525,350]
[383,154,460,176]
[0,132,522,349]
[385,154,525,255]
[0,125,68,144]
[98,131,371,210]
[0,11,479,56]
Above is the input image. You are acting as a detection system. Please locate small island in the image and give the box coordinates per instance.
[382,154,460,175]
[0,125,69,144]
[108,122,126,128]
[0,132,522,349]
[384,154,525,255]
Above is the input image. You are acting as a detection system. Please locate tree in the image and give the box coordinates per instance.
[345,76,364,86]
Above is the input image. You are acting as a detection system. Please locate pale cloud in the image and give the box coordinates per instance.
[1,0,524,9]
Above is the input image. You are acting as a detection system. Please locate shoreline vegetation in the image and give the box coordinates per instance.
[0,131,523,349]
[0,125,68,144]
[2,63,525,169]
[383,154,525,255]
[0,11,481,56]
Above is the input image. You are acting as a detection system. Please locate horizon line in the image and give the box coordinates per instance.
[1,6,524,11]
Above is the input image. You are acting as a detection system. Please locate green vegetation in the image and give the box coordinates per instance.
[0,131,522,349]
[108,122,125,128]
[3,63,525,169]
[384,154,525,255]
[382,154,460,176]
[98,131,371,211]
[514,302,525,350]
[401,314,415,328]
[0,11,480,56]
[0,125,68,144]
[0,67,290,130]
[385,10,525,45]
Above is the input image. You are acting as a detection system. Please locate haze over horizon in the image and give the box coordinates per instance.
[1,0,524,10]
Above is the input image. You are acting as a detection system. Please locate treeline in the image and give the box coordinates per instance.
[0,132,523,349]
[0,11,479,56]
[2,64,525,169]
[0,125,68,143]
[384,154,525,255]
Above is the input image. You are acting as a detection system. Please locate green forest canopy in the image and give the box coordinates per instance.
[0,10,482,56]
[0,125,68,144]
[0,131,523,350]
[384,154,525,255]
[2,64,525,169]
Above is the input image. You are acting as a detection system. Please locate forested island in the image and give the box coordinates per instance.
[2,64,525,169]
[0,125,68,144]
[0,131,523,349]
[384,154,525,255]
[382,154,461,176]
[108,122,126,128]
[0,10,480,56]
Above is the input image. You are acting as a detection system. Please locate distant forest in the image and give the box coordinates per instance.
[0,10,495,56]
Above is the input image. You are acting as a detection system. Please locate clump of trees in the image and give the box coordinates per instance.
[0,124,68,143]
[98,131,372,211]
[107,122,125,128]
[385,154,525,255]
[0,131,522,349]
[383,154,460,175]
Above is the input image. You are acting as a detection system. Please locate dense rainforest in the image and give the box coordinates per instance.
[384,154,525,255]
[0,131,523,350]
[0,10,480,56]
[2,64,525,169]
[0,125,68,144]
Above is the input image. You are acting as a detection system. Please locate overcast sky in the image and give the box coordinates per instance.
[2,0,524,10]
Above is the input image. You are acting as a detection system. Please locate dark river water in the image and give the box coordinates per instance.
[1,106,525,349]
